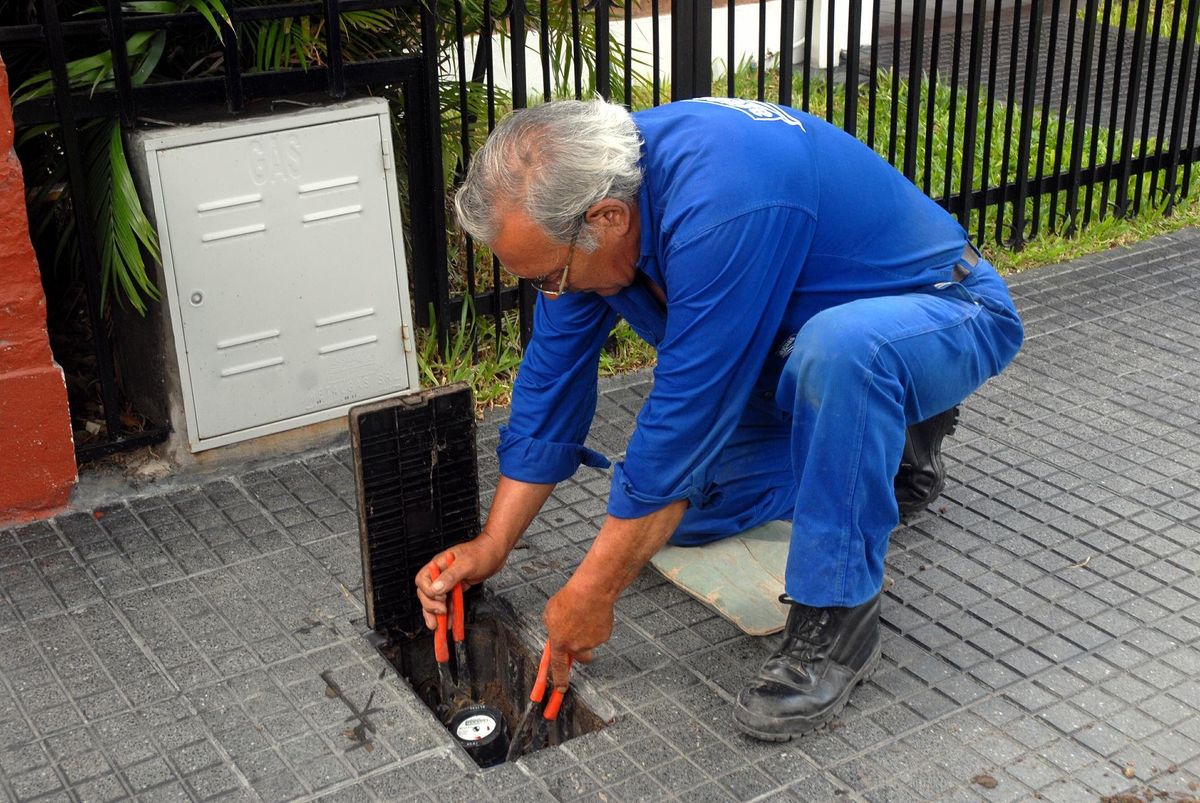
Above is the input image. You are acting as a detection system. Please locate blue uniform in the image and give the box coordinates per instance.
[497,99,1024,607]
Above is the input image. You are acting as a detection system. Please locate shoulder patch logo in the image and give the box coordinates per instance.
[688,97,807,131]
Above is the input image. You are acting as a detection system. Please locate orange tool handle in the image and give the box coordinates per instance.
[447,554,465,644]
[429,563,449,663]
[531,641,572,719]
[543,685,568,720]
[530,641,552,704]
[543,655,572,720]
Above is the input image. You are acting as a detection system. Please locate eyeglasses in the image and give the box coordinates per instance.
[528,230,580,298]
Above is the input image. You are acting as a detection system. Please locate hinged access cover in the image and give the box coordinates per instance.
[126,98,419,451]
[350,384,479,636]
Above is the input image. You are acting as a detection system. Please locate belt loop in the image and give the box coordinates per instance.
[955,242,979,282]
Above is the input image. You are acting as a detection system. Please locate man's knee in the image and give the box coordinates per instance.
[777,310,881,414]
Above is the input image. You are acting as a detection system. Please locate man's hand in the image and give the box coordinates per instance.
[414,531,508,630]
[544,579,616,691]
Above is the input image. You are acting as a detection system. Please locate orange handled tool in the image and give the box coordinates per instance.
[428,560,456,712]
[505,641,573,761]
[447,554,473,694]
[531,640,571,720]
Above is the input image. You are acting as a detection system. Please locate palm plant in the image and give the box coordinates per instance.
[9,0,232,314]
[4,0,641,320]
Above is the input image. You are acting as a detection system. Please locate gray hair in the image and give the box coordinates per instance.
[453,99,643,251]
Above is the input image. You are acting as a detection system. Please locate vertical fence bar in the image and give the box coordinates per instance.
[1065,0,1098,235]
[1151,0,1182,206]
[539,0,552,101]
[727,0,736,95]
[866,0,879,145]
[958,0,986,229]
[887,0,901,164]
[803,0,815,110]
[825,0,835,119]
[452,0,477,355]
[994,0,1022,243]
[1115,0,1149,215]
[324,0,346,97]
[1185,19,1200,195]
[843,0,863,135]
[410,0,450,344]
[1082,0,1109,226]
[922,0,944,194]
[901,0,925,180]
[780,0,796,106]
[1133,0,1164,213]
[758,0,768,99]
[595,0,611,99]
[223,0,243,112]
[1010,0,1042,247]
[39,0,124,442]
[1101,0,1131,218]
[1164,0,1199,207]
[977,0,1003,243]
[652,0,661,104]
[998,0,1027,244]
[1049,0,1080,229]
[672,0,712,100]
[510,0,528,109]
[570,0,583,98]
[479,0,503,343]
[943,0,964,207]
[104,0,135,126]
[624,0,633,104]
[509,0,536,343]
[1031,0,1061,237]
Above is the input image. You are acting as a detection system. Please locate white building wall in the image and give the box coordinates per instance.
[448,0,875,100]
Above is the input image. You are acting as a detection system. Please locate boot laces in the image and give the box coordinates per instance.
[777,595,831,661]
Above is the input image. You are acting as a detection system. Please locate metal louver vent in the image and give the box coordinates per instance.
[350,384,479,635]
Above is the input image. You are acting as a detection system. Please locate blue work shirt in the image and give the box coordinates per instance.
[497,98,972,520]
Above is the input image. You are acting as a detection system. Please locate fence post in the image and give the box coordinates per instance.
[671,0,712,100]
[409,0,450,348]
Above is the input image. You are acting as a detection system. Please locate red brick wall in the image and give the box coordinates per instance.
[0,55,77,523]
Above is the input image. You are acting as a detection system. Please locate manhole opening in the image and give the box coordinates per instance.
[374,593,606,767]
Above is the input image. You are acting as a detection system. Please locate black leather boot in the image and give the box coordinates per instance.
[894,405,960,517]
[733,593,881,741]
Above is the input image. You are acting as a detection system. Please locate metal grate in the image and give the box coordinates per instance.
[350,384,479,636]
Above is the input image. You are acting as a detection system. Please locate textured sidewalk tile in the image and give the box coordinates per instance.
[5,230,1200,800]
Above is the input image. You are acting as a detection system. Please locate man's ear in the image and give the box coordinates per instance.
[585,199,634,234]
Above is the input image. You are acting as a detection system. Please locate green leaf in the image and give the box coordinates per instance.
[181,0,231,38]
[124,1,181,12]
[130,31,168,85]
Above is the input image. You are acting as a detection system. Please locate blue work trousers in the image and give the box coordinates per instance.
[667,259,1024,607]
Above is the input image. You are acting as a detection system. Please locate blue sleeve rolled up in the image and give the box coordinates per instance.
[497,289,618,485]
[497,426,611,483]
[607,206,817,519]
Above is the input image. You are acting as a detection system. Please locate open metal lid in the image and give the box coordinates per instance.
[349,383,479,636]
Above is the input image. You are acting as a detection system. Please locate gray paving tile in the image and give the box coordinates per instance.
[7,231,1200,800]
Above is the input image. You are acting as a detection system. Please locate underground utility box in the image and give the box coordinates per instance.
[350,384,611,767]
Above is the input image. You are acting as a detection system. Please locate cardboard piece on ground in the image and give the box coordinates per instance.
[650,520,792,636]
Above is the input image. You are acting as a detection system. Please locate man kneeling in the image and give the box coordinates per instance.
[415,98,1024,740]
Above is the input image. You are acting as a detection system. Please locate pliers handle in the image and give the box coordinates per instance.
[429,553,466,658]
[505,640,574,761]
[531,640,572,720]
[430,553,473,712]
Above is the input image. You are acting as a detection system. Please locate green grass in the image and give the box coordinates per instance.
[1092,0,1198,43]
[421,59,1200,413]
[417,303,655,414]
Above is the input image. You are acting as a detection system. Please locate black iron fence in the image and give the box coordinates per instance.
[437,0,1200,346]
[1,0,445,461]
[4,0,1199,459]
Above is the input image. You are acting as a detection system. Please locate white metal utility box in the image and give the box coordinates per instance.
[123,98,419,454]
